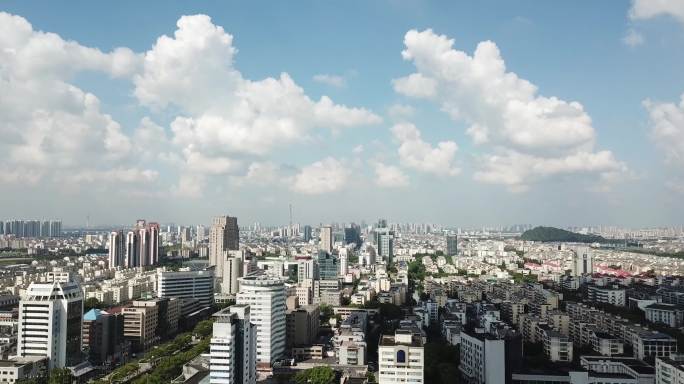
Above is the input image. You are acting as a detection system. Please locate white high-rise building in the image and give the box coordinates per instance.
[572,246,593,276]
[17,273,84,369]
[378,327,424,384]
[319,226,333,253]
[222,256,243,295]
[109,230,125,268]
[157,268,215,307]
[298,259,317,282]
[210,216,240,278]
[148,223,160,265]
[210,305,257,384]
[459,331,505,384]
[122,220,160,268]
[339,248,348,276]
[125,230,139,267]
[376,229,394,263]
[236,275,286,366]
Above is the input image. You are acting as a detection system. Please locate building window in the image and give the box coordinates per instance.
[397,350,406,363]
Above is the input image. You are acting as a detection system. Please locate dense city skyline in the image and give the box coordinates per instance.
[1,1,684,226]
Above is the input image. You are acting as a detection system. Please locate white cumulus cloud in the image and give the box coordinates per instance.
[644,94,684,165]
[313,74,346,88]
[391,122,460,176]
[291,157,351,194]
[373,162,409,187]
[0,12,154,188]
[134,14,380,188]
[393,29,626,190]
[629,0,684,25]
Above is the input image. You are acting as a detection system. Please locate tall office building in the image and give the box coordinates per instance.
[210,305,257,384]
[339,248,348,276]
[459,330,521,384]
[446,234,458,257]
[125,230,139,267]
[572,246,593,276]
[210,216,240,278]
[109,230,125,268]
[49,220,62,237]
[286,305,320,348]
[344,224,361,247]
[303,225,312,242]
[148,222,160,265]
[17,273,84,369]
[319,226,333,253]
[297,259,317,283]
[316,250,338,280]
[120,220,159,268]
[137,220,150,267]
[376,229,394,263]
[222,256,243,295]
[378,327,424,384]
[40,221,50,237]
[236,275,286,366]
[82,309,128,366]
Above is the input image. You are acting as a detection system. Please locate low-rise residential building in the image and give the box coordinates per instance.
[645,303,684,328]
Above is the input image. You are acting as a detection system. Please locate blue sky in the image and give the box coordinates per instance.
[1,1,683,227]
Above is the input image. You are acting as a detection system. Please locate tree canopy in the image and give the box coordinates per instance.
[521,226,607,243]
[293,366,336,384]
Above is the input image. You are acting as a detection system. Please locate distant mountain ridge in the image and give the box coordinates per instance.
[520,226,607,243]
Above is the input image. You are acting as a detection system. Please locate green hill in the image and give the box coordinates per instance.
[520,226,607,243]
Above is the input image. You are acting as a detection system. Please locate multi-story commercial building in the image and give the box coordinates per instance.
[298,259,317,283]
[571,246,593,276]
[82,308,129,366]
[122,304,158,352]
[157,268,215,309]
[317,251,338,280]
[375,228,394,263]
[132,298,180,339]
[209,216,239,279]
[236,275,286,366]
[378,326,424,384]
[319,226,333,253]
[460,330,522,384]
[286,305,320,348]
[0,356,48,383]
[122,220,160,268]
[222,256,242,295]
[210,305,257,384]
[16,273,83,369]
[303,225,312,242]
[339,248,348,276]
[314,279,341,306]
[108,230,125,268]
[446,234,458,257]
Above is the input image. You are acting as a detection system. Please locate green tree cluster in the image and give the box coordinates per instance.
[520,226,607,243]
[293,366,336,384]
